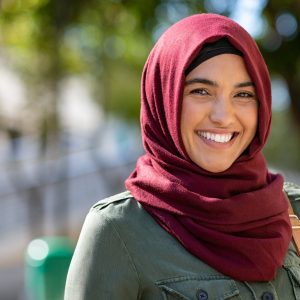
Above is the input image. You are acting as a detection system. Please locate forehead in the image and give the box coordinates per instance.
[185,54,251,82]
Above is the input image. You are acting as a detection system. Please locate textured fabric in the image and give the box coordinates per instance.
[65,191,300,299]
[125,13,292,281]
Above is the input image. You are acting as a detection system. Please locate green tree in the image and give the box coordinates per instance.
[260,0,300,125]
[258,1,300,170]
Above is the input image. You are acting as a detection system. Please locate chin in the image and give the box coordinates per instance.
[194,160,233,173]
[206,166,230,173]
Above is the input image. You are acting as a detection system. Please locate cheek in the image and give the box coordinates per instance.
[180,99,203,138]
[181,99,191,132]
[180,101,190,147]
[180,99,198,150]
[242,105,259,142]
[250,106,259,135]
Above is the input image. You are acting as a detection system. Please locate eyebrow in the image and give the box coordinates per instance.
[184,77,255,88]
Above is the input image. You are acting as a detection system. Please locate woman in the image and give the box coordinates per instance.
[65,13,300,299]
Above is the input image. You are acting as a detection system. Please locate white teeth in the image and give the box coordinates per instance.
[199,132,233,143]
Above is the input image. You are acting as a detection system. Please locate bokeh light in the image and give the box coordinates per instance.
[271,75,291,111]
[275,12,298,39]
[27,239,49,262]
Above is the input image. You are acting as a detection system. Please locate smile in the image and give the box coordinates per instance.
[197,131,234,143]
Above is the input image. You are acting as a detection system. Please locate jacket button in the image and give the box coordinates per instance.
[261,292,274,300]
[197,289,208,300]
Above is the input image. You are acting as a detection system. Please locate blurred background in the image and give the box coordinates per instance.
[0,0,299,299]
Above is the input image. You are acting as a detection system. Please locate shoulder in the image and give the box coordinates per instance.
[65,191,142,299]
[91,190,134,212]
[88,190,146,224]
[84,191,155,240]
[69,191,145,275]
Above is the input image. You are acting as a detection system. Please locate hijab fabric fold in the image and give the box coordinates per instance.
[125,13,292,282]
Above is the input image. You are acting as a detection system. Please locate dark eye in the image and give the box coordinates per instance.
[190,88,209,95]
[235,91,254,98]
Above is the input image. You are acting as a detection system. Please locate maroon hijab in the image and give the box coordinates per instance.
[125,13,291,282]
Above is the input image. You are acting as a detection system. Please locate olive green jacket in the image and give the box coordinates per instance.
[65,182,300,299]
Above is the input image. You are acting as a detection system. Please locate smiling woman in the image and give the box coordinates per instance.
[181,51,258,173]
[65,14,300,300]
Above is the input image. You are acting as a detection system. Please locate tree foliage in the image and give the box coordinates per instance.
[259,0,300,126]
[257,0,300,170]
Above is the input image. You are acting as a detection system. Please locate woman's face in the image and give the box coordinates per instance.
[181,54,258,173]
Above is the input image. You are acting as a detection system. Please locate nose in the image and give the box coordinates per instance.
[209,96,235,126]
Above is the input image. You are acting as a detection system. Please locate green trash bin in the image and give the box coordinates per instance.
[25,236,74,300]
